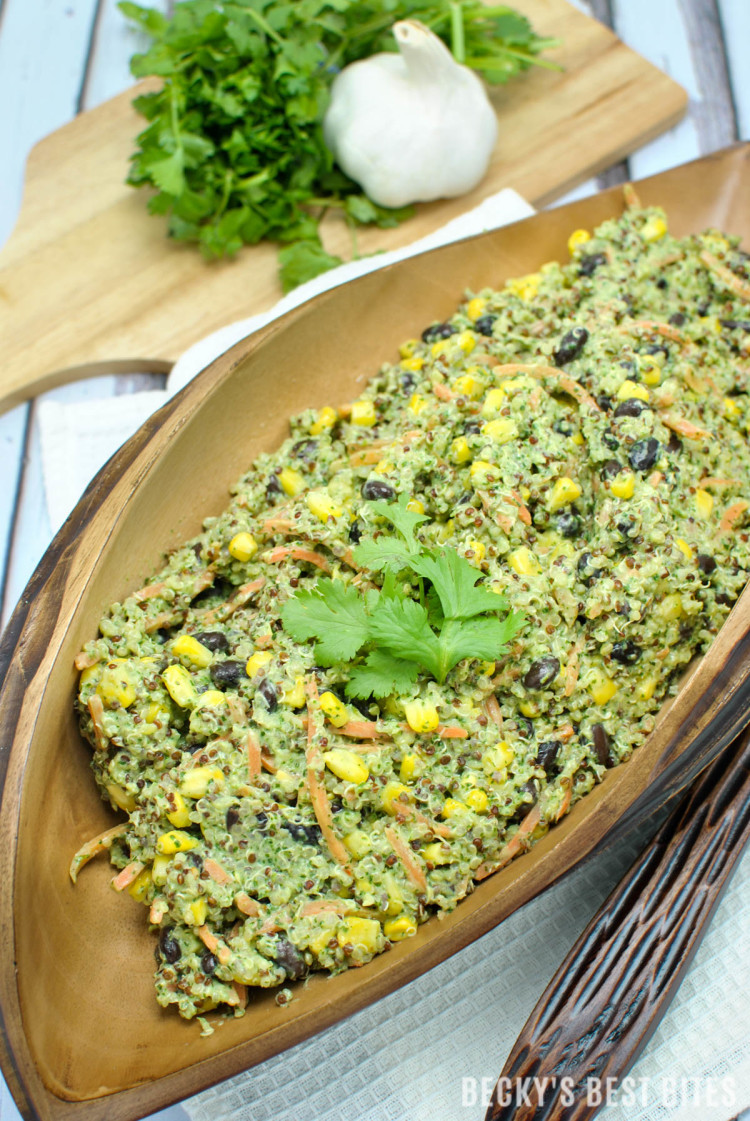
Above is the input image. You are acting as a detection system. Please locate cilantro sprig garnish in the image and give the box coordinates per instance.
[281,496,524,698]
[119,1,558,287]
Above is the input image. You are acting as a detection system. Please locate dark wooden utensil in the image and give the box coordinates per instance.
[486,724,750,1121]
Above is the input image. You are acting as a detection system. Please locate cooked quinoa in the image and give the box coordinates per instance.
[74,199,750,1021]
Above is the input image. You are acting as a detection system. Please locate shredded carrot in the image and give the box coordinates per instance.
[246,731,261,778]
[261,750,277,774]
[191,568,217,597]
[144,611,181,633]
[623,182,641,209]
[484,694,503,732]
[149,903,166,925]
[719,500,749,536]
[555,778,573,822]
[234,892,260,917]
[87,694,107,751]
[437,725,469,739]
[305,680,354,875]
[111,861,145,892]
[564,643,581,698]
[554,723,575,743]
[204,858,232,885]
[69,823,127,883]
[74,650,99,671]
[648,471,663,488]
[492,363,601,412]
[266,546,331,573]
[337,720,382,739]
[661,415,713,441]
[197,577,265,624]
[433,382,454,401]
[475,805,542,881]
[414,811,452,839]
[255,633,273,649]
[384,826,427,892]
[700,250,750,302]
[299,900,353,917]
[618,319,686,344]
[231,982,248,1009]
[509,490,532,525]
[197,925,219,953]
[259,918,283,935]
[699,477,742,488]
[262,516,295,532]
[349,445,390,467]
[133,580,168,601]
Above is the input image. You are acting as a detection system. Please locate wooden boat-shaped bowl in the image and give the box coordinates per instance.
[2,145,750,1121]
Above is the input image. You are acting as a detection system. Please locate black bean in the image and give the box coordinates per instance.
[194,631,229,654]
[614,398,649,418]
[553,419,574,436]
[474,314,496,337]
[720,319,750,332]
[516,716,534,739]
[283,820,321,845]
[617,600,631,616]
[578,252,607,277]
[275,938,308,980]
[668,312,686,327]
[618,359,636,373]
[362,478,396,501]
[577,552,604,586]
[656,277,668,290]
[592,724,612,767]
[556,512,580,538]
[457,490,474,505]
[520,778,540,806]
[291,439,318,460]
[643,343,669,358]
[226,805,240,829]
[160,929,181,964]
[257,678,278,712]
[601,459,623,480]
[421,322,455,343]
[697,553,717,575]
[629,438,660,472]
[602,431,619,450]
[523,656,560,690]
[616,519,635,537]
[266,473,282,496]
[401,371,416,392]
[610,639,640,665]
[254,811,269,833]
[463,420,482,434]
[210,660,246,689]
[716,592,733,606]
[553,326,589,366]
[597,395,613,412]
[536,740,561,772]
[201,950,218,976]
[349,519,362,544]
[187,850,203,868]
[666,432,683,455]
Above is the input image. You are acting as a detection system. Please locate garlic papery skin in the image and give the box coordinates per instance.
[322,20,498,209]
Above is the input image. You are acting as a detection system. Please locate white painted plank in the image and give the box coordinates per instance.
[82,0,171,110]
[0,0,99,248]
[719,0,750,141]
[0,404,28,608]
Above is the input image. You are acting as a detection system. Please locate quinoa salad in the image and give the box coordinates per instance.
[73,193,750,1023]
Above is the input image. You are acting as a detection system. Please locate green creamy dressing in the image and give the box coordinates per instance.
[76,204,750,1021]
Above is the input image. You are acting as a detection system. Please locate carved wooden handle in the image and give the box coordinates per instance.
[485,726,750,1121]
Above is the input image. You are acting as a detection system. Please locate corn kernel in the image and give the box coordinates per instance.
[423,842,451,865]
[483,741,514,775]
[568,229,591,255]
[571,431,585,446]
[384,915,417,941]
[479,660,496,675]
[274,768,297,795]
[278,467,305,497]
[466,297,487,321]
[383,872,403,916]
[590,671,618,706]
[409,393,429,416]
[308,922,337,957]
[611,473,635,500]
[381,781,413,815]
[403,699,439,734]
[156,829,199,855]
[351,400,377,426]
[97,662,137,708]
[639,357,662,386]
[451,436,472,465]
[399,338,419,359]
[244,651,272,679]
[641,215,668,242]
[144,700,170,726]
[723,397,742,419]
[79,663,103,688]
[172,635,214,669]
[128,867,152,902]
[399,753,421,782]
[519,699,539,718]
[469,460,494,485]
[466,538,486,565]
[455,330,476,354]
[106,783,136,812]
[323,748,369,785]
[319,691,350,728]
[465,788,489,814]
[675,538,693,561]
[228,531,258,563]
[481,387,506,417]
[306,489,343,524]
[374,460,393,475]
[638,677,658,701]
[406,499,425,515]
[179,765,224,799]
[400,355,424,373]
[548,476,582,512]
[338,917,381,954]
[658,593,683,621]
[695,488,714,518]
[197,690,226,708]
[507,273,540,301]
[483,417,518,443]
[167,791,192,828]
[162,664,197,708]
[184,899,207,927]
[441,797,469,819]
[438,518,455,542]
[431,338,452,358]
[310,405,338,435]
[508,547,540,576]
[343,829,372,859]
[496,376,528,395]
[283,676,305,708]
[453,372,484,399]
[151,854,171,885]
[616,379,650,402]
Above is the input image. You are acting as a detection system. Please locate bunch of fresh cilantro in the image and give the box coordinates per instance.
[281,496,524,698]
[119,0,557,290]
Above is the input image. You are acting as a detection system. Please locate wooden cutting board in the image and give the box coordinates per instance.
[0,0,686,415]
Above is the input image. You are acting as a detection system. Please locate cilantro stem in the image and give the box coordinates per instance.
[464,46,562,71]
[243,7,285,46]
[449,3,466,64]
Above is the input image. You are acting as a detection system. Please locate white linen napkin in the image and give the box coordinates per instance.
[37,187,533,533]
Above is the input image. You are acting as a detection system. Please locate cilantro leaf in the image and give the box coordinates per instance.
[280,579,368,665]
[367,493,429,552]
[278,240,344,293]
[351,537,413,575]
[410,548,506,620]
[345,650,419,699]
[367,595,442,680]
[437,613,524,677]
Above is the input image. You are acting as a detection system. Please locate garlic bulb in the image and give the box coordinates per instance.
[323,20,498,209]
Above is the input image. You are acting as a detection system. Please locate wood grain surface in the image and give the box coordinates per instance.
[485,724,750,1121]
[0,0,687,414]
[0,147,749,1121]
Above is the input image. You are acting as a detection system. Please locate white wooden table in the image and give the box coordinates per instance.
[1,2,749,1120]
